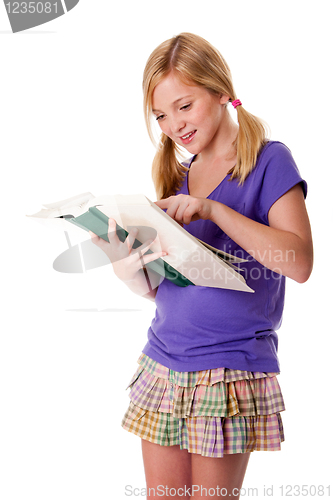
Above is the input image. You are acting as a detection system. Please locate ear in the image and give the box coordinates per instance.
[219,94,231,105]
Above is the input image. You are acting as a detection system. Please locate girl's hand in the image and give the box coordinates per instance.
[155,195,214,225]
[89,218,167,283]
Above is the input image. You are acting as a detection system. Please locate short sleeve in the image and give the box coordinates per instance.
[256,142,307,225]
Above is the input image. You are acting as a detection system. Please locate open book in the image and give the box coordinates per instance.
[27,192,253,293]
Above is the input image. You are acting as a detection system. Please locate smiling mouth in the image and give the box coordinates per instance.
[180,130,196,142]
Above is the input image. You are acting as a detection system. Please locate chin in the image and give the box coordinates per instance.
[182,143,202,156]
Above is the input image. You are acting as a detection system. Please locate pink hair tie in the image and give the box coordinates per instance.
[232,99,242,108]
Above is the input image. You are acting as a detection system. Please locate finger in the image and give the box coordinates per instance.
[107,218,119,242]
[171,197,190,223]
[89,231,101,245]
[182,204,196,225]
[154,198,171,209]
[176,198,200,225]
[125,227,139,252]
[140,250,168,266]
[131,237,164,260]
[155,195,184,221]
[133,238,155,256]
[184,207,200,225]
[164,197,183,221]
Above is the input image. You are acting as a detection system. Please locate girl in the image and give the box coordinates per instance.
[90,33,313,499]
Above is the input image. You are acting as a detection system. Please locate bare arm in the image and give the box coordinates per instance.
[155,183,313,283]
[209,184,313,282]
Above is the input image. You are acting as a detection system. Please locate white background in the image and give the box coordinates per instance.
[1,1,332,498]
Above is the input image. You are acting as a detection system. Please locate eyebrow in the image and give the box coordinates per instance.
[152,94,194,113]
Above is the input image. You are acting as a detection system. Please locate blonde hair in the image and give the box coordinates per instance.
[143,32,268,199]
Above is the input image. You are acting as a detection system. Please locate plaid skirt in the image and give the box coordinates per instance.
[121,353,285,458]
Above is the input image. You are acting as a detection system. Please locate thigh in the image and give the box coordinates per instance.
[191,452,251,500]
[141,439,192,498]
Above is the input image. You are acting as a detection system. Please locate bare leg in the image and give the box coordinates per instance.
[141,439,192,499]
[191,452,251,499]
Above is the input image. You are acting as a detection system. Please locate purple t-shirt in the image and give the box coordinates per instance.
[143,141,307,373]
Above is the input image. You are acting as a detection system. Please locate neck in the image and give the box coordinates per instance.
[197,110,238,165]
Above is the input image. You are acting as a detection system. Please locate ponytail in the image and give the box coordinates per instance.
[230,103,268,184]
[152,133,188,200]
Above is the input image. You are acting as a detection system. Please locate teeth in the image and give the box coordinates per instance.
[182,132,193,139]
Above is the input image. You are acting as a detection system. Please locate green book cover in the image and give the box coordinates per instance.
[68,206,194,288]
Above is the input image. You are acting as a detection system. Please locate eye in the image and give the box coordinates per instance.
[180,103,191,111]
[155,114,165,121]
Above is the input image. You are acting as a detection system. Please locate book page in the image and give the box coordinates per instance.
[42,192,94,210]
[197,239,248,263]
[97,195,253,292]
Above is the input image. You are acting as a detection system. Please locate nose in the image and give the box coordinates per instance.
[169,114,186,135]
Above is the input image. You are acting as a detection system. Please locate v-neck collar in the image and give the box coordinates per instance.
[185,155,232,199]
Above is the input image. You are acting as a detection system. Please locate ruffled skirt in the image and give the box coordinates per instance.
[121,354,285,458]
